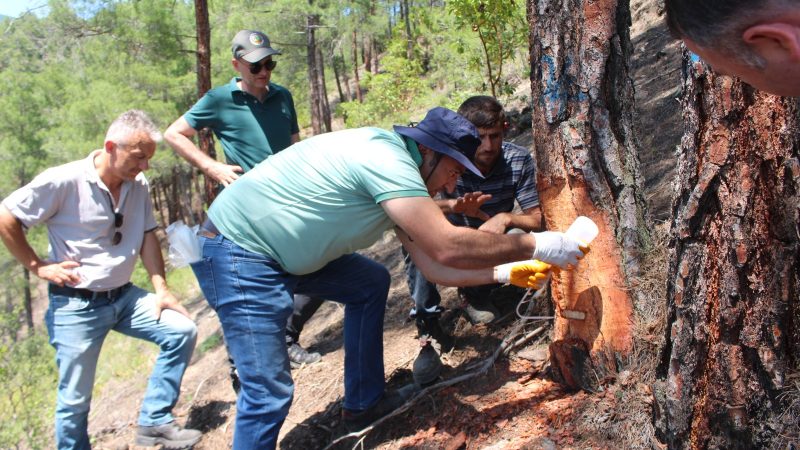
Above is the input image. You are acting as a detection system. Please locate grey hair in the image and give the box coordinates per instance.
[105,109,162,144]
[664,0,799,68]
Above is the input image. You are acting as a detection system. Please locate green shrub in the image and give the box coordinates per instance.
[0,332,57,450]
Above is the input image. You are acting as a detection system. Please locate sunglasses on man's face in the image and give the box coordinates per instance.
[247,59,277,74]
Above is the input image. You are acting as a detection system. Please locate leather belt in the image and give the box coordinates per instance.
[49,282,133,302]
[198,217,220,239]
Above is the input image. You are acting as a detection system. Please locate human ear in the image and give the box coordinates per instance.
[417,143,430,155]
[743,23,800,61]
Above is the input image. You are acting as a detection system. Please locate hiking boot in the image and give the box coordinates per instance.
[135,422,202,449]
[415,316,454,352]
[412,340,443,386]
[288,342,321,368]
[462,301,499,324]
[341,383,419,432]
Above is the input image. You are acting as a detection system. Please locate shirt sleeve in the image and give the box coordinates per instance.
[140,177,158,232]
[514,149,540,210]
[285,90,300,135]
[1,168,66,229]
[350,137,428,203]
[183,89,221,131]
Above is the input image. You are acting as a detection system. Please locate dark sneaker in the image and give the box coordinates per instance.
[342,384,419,432]
[463,301,499,324]
[230,365,241,395]
[288,342,321,368]
[412,340,443,386]
[135,422,201,449]
[415,316,454,352]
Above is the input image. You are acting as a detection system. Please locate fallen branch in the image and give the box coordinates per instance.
[323,288,551,449]
[178,373,214,415]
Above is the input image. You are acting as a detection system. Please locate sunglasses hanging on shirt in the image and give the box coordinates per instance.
[105,191,124,246]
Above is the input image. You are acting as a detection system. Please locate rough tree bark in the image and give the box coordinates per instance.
[316,46,332,132]
[340,47,353,102]
[352,30,363,103]
[403,0,413,61]
[307,14,323,135]
[194,0,216,208]
[332,54,345,103]
[528,0,648,391]
[654,51,800,450]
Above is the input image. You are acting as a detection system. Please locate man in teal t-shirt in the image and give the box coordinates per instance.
[191,107,587,449]
[165,30,322,374]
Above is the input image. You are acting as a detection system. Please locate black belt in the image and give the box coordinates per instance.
[199,217,220,239]
[49,282,133,302]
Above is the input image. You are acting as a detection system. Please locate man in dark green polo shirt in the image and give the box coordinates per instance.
[164,29,324,376]
[165,29,300,182]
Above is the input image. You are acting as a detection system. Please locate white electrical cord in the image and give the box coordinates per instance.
[515,285,555,321]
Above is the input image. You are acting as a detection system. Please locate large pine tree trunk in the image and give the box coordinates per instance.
[654,51,800,450]
[528,0,648,391]
[194,0,216,208]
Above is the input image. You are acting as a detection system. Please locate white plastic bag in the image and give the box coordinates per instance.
[166,220,201,268]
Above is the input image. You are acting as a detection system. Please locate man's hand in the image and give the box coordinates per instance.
[205,161,244,187]
[153,290,191,319]
[530,231,587,269]
[36,261,81,286]
[509,260,551,289]
[452,192,491,220]
[477,213,509,234]
[494,259,552,289]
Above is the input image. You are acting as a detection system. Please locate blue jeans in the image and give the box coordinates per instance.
[403,246,500,315]
[45,284,197,450]
[402,247,442,317]
[192,235,389,450]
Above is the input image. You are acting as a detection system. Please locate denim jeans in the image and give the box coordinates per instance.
[45,284,197,450]
[192,235,389,450]
[403,246,505,317]
[402,247,442,318]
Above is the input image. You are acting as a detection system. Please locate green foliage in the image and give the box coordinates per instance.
[448,0,528,97]
[339,39,424,128]
[0,332,57,450]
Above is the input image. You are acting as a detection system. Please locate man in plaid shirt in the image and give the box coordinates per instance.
[405,96,543,384]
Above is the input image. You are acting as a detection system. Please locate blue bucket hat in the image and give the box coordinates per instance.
[394,107,483,178]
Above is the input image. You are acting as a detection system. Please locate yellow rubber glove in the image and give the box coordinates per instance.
[495,260,552,289]
[509,259,552,289]
[527,271,550,290]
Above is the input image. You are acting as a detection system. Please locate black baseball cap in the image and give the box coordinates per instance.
[394,107,483,177]
[232,30,281,63]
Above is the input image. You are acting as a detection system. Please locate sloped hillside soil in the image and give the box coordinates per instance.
[86,0,680,447]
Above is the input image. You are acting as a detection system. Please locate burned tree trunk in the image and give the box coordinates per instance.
[654,52,800,449]
[528,0,648,391]
[194,0,216,208]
